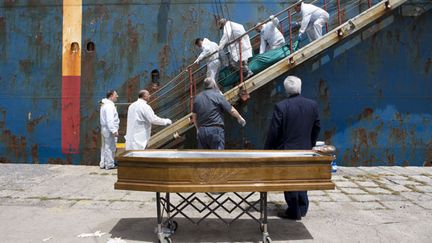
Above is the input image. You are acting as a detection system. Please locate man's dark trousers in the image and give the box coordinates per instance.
[284,191,309,219]
[197,126,225,149]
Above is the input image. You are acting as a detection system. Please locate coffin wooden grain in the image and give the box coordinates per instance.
[115,150,335,193]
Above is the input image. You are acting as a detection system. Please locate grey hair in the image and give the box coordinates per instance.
[284,76,302,96]
[204,77,218,90]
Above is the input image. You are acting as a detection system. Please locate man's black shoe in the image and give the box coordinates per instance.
[276,210,301,220]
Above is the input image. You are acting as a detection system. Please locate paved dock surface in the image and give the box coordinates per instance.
[1,164,432,243]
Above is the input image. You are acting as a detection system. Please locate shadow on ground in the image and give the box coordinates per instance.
[110,217,313,242]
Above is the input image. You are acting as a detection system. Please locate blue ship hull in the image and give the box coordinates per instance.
[0,1,431,165]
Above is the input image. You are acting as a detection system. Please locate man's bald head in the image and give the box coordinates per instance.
[138,90,151,101]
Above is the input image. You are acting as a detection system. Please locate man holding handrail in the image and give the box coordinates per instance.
[194,38,221,84]
[295,1,329,42]
[255,15,286,54]
[125,90,172,150]
[192,78,246,149]
[217,18,254,79]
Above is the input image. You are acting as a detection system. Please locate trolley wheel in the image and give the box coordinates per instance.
[158,237,172,243]
[168,220,178,232]
[264,236,272,243]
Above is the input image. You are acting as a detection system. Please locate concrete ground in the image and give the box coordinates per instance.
[1,164,432,243]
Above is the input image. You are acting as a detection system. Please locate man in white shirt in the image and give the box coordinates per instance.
[125,90,172,150]
[194,38,221,84]
[255,15,286,54]
[295,1,329,42]
[217,18,254,79]
[100,90,120,170]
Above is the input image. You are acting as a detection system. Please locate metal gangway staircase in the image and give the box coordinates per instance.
[145,0,408,149]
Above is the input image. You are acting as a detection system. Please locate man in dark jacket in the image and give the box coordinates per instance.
[264,75,320,220]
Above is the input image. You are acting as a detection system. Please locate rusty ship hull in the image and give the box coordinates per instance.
[0,1,431,165]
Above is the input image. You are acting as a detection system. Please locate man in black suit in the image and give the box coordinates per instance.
[264,75,320,220]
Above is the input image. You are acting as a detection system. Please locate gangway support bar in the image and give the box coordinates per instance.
[147,0,407,149]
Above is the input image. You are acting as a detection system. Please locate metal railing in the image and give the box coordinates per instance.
[118,0,381,135]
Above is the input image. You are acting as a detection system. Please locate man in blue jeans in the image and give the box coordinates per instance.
[264,75,321,220]
[192,78,246,149]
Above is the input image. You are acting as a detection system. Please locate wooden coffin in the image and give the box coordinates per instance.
[115,150,335,193]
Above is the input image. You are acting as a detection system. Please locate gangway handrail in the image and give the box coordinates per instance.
[117,0,322,108]
[147,0,407,148]
[145,0,309,106]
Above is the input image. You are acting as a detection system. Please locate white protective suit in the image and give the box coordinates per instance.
[195,38,221,82]
[299,2,329,42]
[100,98,119,169]
[125,99,172,150]
[219,21,253,63]
[259,16,286,54]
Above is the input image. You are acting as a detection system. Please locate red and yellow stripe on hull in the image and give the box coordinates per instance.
[62,0,82,154]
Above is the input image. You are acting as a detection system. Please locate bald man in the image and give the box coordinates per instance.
[125,90,172,150]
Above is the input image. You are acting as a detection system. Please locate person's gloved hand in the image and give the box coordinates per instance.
[237,117,246,127]
[269,15,275,20]
[165,119,172,125]
[298,32,305,42]
[193,59,199,65]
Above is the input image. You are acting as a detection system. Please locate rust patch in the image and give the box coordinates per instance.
[126,18,139,72]
[34,32,44,46]
[0,130,27,161]
[323,128,336,145]
[127,19,139,49]
[394,112,403,123]
[425,58,432,74]
[355,128,368,147]
[19,59,33,75]
[123,75,140,102]
[425,140,432,162]
[389,127,407,142]
[158,45,170,78]
[81,127,100,165]
[359,108,374,120]
[318,79,330,117]
[0,16,5,58]
[0,108,6,129]
[0,157,11,163]
[385,149,395,166]
[94,4,110,20]
[368,131,378,146]
[26,115,45,133]
[47,155,73,165]
[31,144,39,163]
[81,39,96,111]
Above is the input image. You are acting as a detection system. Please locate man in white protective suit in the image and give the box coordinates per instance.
[217,18,254,79]
[194,38,221,86]
[125,90,172,150]
[255,15,286,54]
[295,1,329,42]
[100,90,120,170]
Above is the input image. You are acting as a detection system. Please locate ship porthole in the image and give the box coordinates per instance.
[71,42,80,53]
[86,41,95,52]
